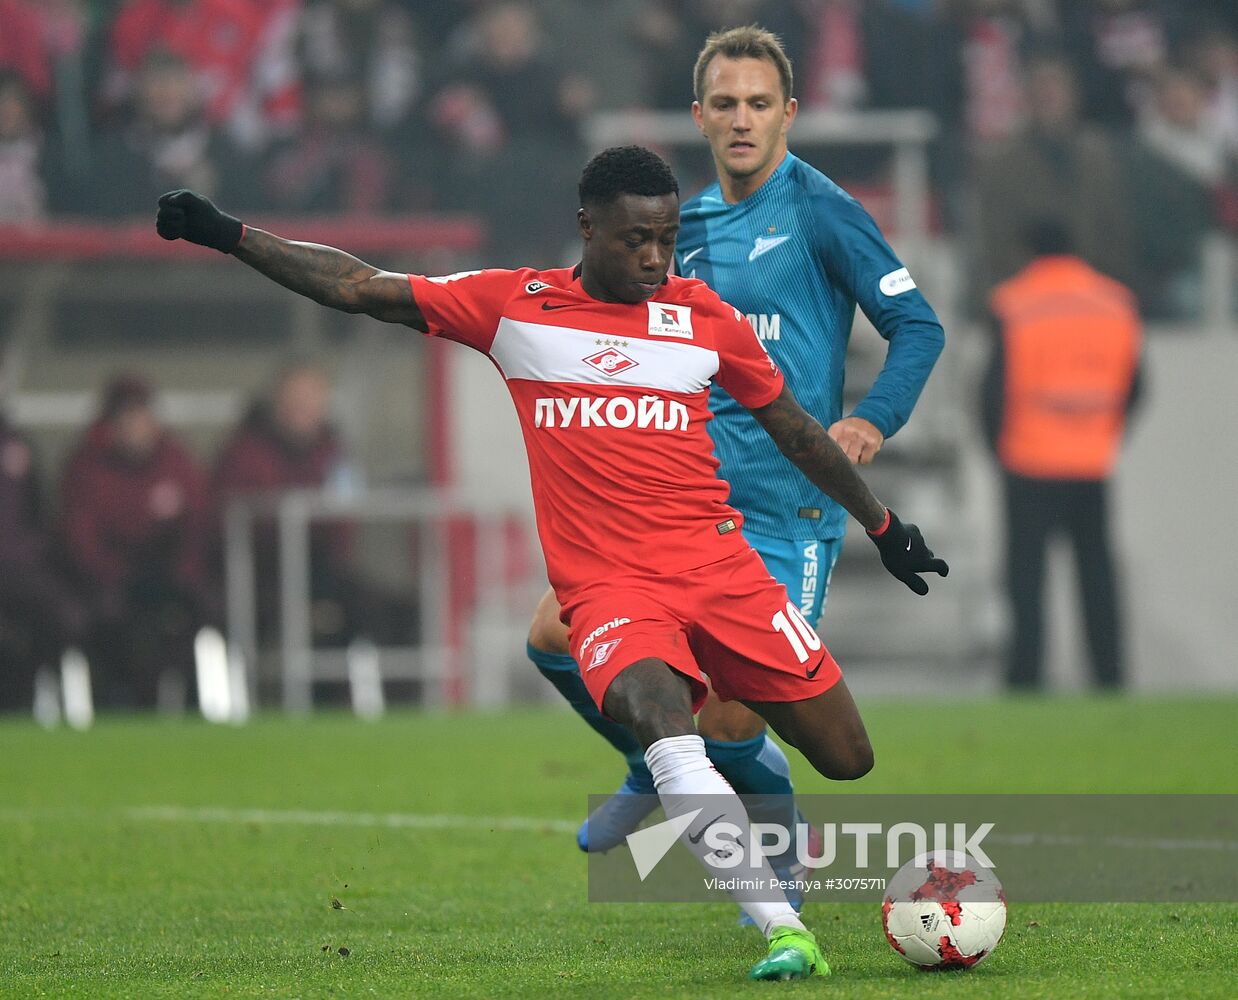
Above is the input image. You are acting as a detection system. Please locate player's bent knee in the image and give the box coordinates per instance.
[797,732,874,781]
[528,619,571,656]
[843,739,875,780]
[820,739,874,781]
[527,588,571,655]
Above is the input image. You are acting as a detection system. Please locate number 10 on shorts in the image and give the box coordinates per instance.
[771,601,822,663]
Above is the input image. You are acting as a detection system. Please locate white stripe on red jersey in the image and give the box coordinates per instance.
[489,317,719,393]
[408,265,783,597]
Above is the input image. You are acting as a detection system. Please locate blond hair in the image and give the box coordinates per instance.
[693,25,793,103]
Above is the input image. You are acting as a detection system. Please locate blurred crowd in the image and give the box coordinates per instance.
[0,365,417,712]
[0,0,1235,310]
[2,2,1235,712]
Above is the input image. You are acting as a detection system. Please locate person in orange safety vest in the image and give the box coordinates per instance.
[982,220,1144,689]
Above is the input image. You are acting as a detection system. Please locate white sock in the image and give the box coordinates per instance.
[644,734,805,938]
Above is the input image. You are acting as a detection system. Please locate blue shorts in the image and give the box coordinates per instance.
[743,529,843,625]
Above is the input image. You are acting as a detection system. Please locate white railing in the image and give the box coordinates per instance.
[224,487,537,713]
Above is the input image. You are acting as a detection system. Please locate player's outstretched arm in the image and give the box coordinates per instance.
[751,386,948,595]
[155,190,427,331]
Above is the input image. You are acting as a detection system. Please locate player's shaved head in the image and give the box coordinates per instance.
[578,145,679,211]
[694,26,793,103]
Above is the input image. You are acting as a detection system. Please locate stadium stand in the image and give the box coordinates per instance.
[0,0,1234,714]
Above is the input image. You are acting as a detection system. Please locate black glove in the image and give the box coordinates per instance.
[155,189,244,253]
[867,508,949,596]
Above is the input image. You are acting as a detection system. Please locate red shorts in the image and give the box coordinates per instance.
[561,546,842,715]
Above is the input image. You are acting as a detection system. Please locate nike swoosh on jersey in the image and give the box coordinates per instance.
[748,235,792,262]
[680,246,705,264]
[541,301,573,311]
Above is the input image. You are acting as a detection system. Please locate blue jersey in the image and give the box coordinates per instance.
[678,152,945,541]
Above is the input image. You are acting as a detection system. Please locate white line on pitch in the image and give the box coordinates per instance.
[124,804,578,835]
[3,807,1234,854]
[121,810,1238,852]
[985,832,1238,852]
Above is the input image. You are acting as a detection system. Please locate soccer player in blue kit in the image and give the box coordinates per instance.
[527,25,945,889]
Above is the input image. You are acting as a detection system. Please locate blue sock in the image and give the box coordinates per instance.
[704,732,797,833]
[528,642,650,777]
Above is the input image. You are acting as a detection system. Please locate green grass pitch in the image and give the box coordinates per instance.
[1,696,1235,998]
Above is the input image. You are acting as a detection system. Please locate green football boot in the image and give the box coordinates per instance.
[747,926,830,981]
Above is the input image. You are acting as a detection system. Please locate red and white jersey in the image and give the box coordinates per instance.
[408,266,784,595]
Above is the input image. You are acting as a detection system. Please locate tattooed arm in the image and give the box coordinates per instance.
[154,189,426,330]
[750,385,887,532]
[234,229,426,330]
[753,386,949,594]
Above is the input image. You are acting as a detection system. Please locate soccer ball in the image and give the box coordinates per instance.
[881,851,1006,969]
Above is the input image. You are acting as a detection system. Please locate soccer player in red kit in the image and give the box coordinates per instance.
[155,145,947,981]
